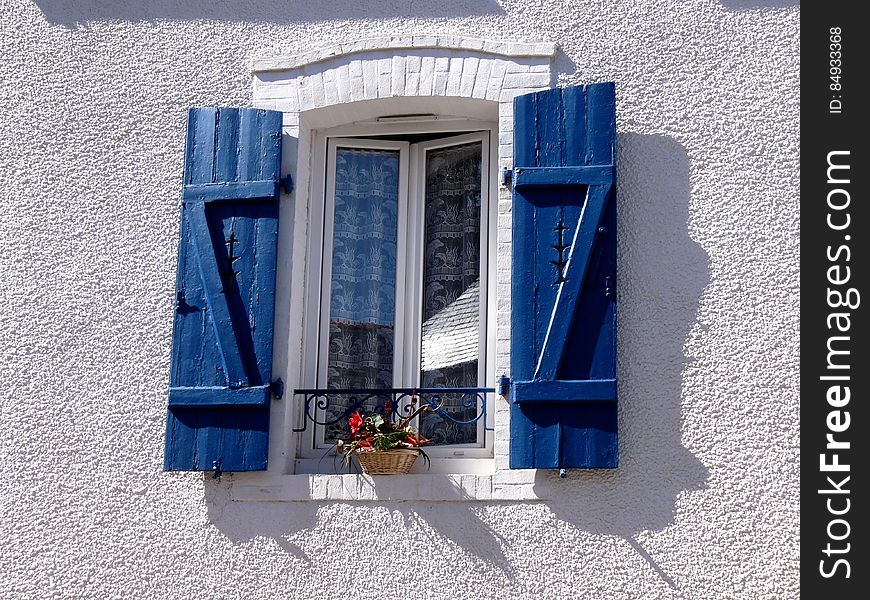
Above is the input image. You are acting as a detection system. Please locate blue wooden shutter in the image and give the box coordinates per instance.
[164,107,282,473]
[509,83,617,469]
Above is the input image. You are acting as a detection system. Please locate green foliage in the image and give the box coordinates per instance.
[337,409,431,471]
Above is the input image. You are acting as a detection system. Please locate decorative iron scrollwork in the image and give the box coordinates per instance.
[292,387,495,435]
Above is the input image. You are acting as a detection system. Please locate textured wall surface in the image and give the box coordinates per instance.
[1,1,799,598]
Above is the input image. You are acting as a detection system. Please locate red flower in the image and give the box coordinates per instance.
[349,411,364,434]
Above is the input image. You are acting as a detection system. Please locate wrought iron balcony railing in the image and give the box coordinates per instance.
[293,387,495,443]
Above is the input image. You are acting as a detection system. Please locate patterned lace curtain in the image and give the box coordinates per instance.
[324,148,399,441]
[419,141,482,445]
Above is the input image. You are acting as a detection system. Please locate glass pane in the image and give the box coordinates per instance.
[324,147,400,443]
[419,142,483,445]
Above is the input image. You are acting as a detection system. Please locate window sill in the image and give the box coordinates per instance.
[293,456,494,475]
[229,471,548,502]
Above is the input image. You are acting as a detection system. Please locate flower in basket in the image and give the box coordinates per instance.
[337,409,431,473]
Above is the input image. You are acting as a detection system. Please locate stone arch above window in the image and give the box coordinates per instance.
[252,35,556,172]
[252,35,555,108]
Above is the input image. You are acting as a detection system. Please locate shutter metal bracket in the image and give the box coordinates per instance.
[271,378,285,400]
[498,375,510,397]
[500,167,513,188]
[281,174,294,195]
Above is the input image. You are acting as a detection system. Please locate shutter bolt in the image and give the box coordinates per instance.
[598,226,607,234]
[559,468,567,478]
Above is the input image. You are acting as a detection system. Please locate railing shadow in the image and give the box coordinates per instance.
[204,475,517,586]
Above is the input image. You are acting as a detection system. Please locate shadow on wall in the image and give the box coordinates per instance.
[203,483,317,566]
[533,133,710,586]
[202,133,707,585]
[204,486,518,582]
[33,0,505,27]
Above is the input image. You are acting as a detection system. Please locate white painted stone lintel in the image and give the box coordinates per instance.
[253,35,558,73]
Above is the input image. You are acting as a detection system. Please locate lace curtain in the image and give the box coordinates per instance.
[419,142,482,445]
[325,148,399,441]
[322,141,484,447]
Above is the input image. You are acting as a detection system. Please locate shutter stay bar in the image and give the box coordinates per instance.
[183,180,280,203]
[510,379,617,404]
[505,165,614,188]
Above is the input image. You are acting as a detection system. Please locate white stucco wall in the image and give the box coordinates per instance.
[1,1,799,598]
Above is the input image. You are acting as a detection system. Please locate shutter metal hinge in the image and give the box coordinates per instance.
[498,375,511,397]
[500,167,513,188]
[270,378,284,400]
[212,460,222,480]
[281,174,294,195]
[605,276,614,298]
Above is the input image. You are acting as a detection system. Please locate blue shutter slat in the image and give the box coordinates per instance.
[509,83,618,470]
[259,111,282,181]
[164,107,282,473]
[563,86,587,162]
[188,109,217,184]
[252,110,282,386]
[214,108,240,182]
[508,89,540,468]
[586,83,615,165]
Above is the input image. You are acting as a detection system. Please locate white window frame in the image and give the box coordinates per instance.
[297,118,498,473]
[317,138,411,396]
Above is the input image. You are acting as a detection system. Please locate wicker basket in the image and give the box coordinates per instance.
[355,448,420,475]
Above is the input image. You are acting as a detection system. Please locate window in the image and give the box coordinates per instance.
[163,77,619,483]
[297,120,497,469]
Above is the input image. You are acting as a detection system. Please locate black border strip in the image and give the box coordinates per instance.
[802,4,869,595]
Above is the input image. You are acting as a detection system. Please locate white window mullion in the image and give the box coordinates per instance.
[405,141,424,390]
